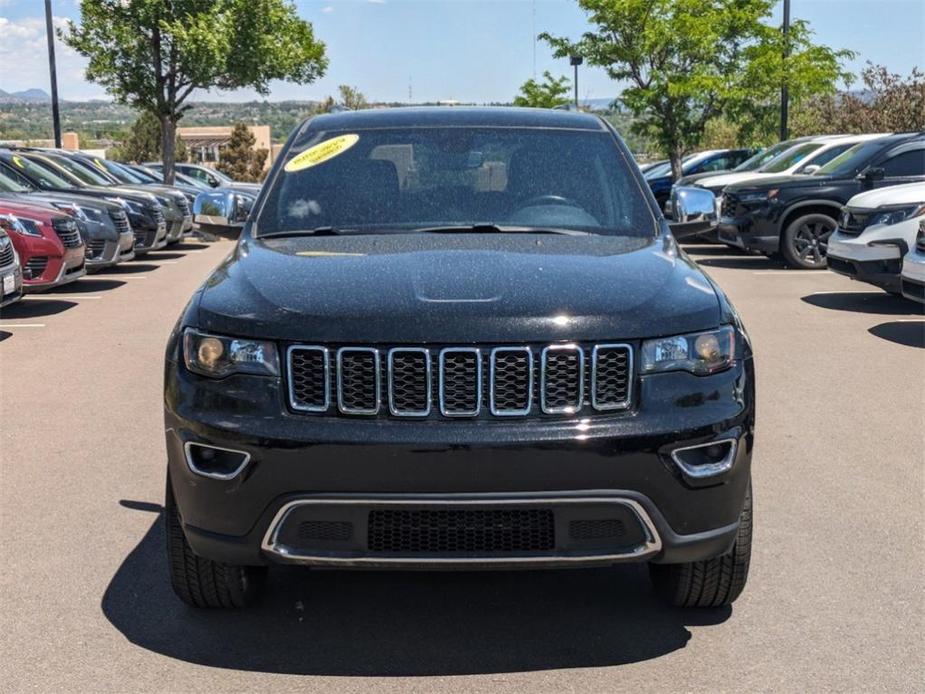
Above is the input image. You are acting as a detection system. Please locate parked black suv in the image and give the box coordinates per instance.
[718,133,925,268]
[165,108,755,609]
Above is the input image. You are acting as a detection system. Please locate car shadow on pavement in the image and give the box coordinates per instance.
[102,506,730,677]
[0,330,10,342]
[0,298,77,318]
[801,292,925,316]
[100,263,161,274]
[868,321,925,348]
[681,244,744,256]
[52,278,126,293]
[693,254,788,270]
[176,242,213,250]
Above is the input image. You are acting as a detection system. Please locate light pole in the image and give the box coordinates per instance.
[570,54,583,108]
[44,0,62,148]
[780,0,791,141]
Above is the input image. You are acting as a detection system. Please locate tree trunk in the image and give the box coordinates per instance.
[160,116,176,185]
[670,146,684,181]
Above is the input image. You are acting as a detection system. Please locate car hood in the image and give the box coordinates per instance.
[15,191,124,214]
[54,185,159,206]
[725,173,825,194]
[846,181,925,208]
[695,171,779,190]
[196,233,722,343]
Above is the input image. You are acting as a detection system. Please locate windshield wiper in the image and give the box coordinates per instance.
[260,226,355,238]
[413,224,589,236]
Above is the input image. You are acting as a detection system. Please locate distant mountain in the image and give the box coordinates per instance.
[0,88,51,104]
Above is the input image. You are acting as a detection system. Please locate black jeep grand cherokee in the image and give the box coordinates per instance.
[165,108,755,609]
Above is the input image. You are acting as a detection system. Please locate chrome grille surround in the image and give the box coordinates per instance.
[336,347,381,415]
[287,343,634,419]
[540,344,585,414]
[287,345,331,412]
[387,348,432,417]
[439,347,482,417]
[489,346,533,416]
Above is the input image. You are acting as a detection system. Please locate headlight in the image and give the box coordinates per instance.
[0,214,43,237]
[183,328,279,378]
[641,326,736,375]
[868,204,925,228]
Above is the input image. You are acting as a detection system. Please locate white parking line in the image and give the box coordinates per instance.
[47,295,103,300]
[806,290,882,295]
[0,323,46,328]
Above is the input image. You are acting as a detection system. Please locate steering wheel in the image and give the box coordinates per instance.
[518,194,580,209]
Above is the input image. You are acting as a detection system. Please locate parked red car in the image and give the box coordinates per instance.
[0,199,86,292]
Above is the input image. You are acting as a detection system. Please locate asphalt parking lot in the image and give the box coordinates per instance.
[1,239,922,693]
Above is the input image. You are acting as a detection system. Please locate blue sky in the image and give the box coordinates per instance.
[0,0,922,103]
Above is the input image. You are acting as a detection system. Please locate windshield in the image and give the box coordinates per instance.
[644,154,698,180]
[735,141,794,172]
[257,127,656,238]
[97,158,145,183]
[0,168,32,192]
[43,154,112,186]
[4,154,75,189]
[815,141,886,177]
[761,143,823,173]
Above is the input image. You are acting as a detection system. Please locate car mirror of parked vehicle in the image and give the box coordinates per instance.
[861,166,886,182]
[193,190,253,238]
[802,164,821,175]
[669,186,718,239]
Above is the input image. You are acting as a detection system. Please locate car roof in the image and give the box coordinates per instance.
[301,106,607,133]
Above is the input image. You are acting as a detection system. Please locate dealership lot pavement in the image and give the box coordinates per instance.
[1,240,922,693]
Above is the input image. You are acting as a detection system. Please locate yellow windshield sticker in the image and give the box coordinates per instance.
[12,155,25,168]
[92,158,108,172]
[284,134,359,173]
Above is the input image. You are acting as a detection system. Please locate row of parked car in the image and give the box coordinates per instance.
[653,133,925,303]
[0,148,259,308]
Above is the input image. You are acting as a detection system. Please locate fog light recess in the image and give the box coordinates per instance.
[671,439,737,479]
[183,442,251,480]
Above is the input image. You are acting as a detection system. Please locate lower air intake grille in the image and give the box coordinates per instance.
[569,518,627,540]
[297,520,353,542]
[367,508,555,553]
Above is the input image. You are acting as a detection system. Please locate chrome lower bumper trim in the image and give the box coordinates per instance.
[260,495,663,567]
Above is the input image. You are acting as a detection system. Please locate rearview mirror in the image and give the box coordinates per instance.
[668,186,718,239]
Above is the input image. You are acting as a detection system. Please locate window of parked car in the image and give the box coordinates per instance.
[794,143,853,172]
[0,166,35,192]
[734,141,793,172]
[37,154,112,186]
[815,141,890,177]
[760,143,823,173]
[880,149,925,177]
[259,127,657,238]
[2,155,73,189]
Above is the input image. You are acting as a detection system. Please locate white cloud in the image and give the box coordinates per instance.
[368,0,386,4]
[320,5,334,13]
[0,15,107,100]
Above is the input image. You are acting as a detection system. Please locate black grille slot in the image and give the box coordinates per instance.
[297,521,353,542]
[151,206,165,226]
[110,210,131,235]
[440,349,481,416]
[289,346,329,411]
[0,238,14,268]
[87,239,107,259]
[569,519,626,540]
[177,197,191,216]
[389,349,430,415]
[592,345,631,410]
[839,209,868,236]
[542,347,584,413]
[338,348,380,414]
[52,219,82,248]
[25,256,48,278]
[368,508,555,553]
[490,348,532,414]
[721,194,737,217]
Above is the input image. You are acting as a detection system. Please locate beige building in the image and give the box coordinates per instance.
[177,125,273,169]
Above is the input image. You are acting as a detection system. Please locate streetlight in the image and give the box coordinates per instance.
[569,54,583,109]
[44,0,62,148]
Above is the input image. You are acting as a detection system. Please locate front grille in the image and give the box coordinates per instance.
[367,508,555,553]
[52,219,82,248]
[287,342,633,419]
[150,206,165,227]
[839,208,869,236]
[134,228,155,247]
[569,518,627,540]
[721,194,737,217]
[110,210,131,235]
[176,197,191,216]
[25,256,48,278]
[0,238,14,268]
[827,256,855,275]
[87,239,107,259]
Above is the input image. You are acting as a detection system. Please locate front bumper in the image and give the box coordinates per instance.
[0,264,23,308]
[901,249,925,303]
[86,231,135,271]
[165,356,755,569]
[23,247,86,292]
[717,216,779,254]
[133,222,168,255]
[826,230,908,292]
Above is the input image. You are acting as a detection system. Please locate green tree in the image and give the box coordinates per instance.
[542,0,852,178]
[512,71,572,108]
[61,0,327,183]
[109,111,187,163]
[338,85,369,110]
[216,123,268,183]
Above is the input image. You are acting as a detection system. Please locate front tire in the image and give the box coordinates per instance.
[165,475,266,608]
[781,213,836,269]
[649,482,752,608]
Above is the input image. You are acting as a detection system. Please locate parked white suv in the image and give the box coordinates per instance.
[900,220,925,303]
[826,182,925,294]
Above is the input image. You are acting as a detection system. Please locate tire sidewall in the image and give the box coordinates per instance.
[782,212,837,270]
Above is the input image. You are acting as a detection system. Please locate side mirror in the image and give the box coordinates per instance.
[668,186,718,239]
[801,164,820,175]
[861,166,885,182]
[193,190,251,239]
